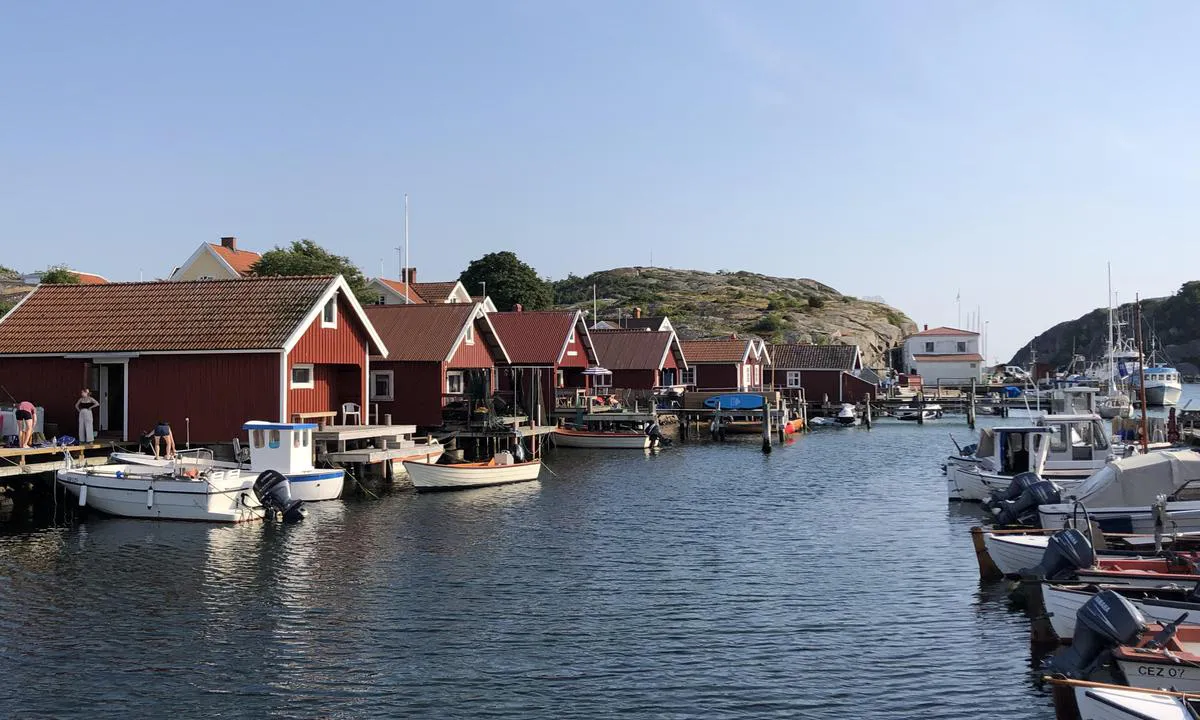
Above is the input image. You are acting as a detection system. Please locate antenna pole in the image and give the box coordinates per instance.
[403,193,410,303]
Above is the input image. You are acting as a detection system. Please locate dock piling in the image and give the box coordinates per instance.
[967,379,977,430]
[761,402,772,454]
[970,526,1003,581]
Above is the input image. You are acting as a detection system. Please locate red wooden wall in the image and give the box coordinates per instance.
[694,364,738,390]
[558,327,590,368]
[374,361,444,427]
[287,293,370,421]
[0,357,89,437]
[448,321,496,369]
[609,369,656,390]
[128,354,279,443]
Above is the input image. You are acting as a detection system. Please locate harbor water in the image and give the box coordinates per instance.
[5,392,1198,718]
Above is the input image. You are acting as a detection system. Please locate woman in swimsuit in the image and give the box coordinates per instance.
[152,420,176,460]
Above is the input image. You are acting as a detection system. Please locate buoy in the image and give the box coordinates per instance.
[78,484,87,507]
[146,487,154,509]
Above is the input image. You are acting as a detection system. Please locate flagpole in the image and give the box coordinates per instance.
[957,290,961,329]
[403,194,410,303]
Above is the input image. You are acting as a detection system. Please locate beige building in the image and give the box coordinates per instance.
[169,237,261,281]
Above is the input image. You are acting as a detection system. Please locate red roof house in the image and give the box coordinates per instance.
[169,236,263,281]
[489,310,598,424]
[768,343,877,403]
[679,337,770,391]
[364,303,509,428]
[588,330,687,391]
[0,276,385,443]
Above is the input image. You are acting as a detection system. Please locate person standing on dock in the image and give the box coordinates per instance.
[15,400,37,448]
[151,420,177,460]
[75,389,99,443]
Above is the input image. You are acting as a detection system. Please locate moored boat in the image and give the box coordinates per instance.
[553,427,651,449]
[404,453,542,491]
[896,404,942,421]
[1044,583,1200,641]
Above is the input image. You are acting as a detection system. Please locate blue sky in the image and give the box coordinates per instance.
[4,1,1199,362]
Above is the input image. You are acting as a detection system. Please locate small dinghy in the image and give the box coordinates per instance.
[404,451,542,492]
[1047,678,1196,720]
[895,404,942,421]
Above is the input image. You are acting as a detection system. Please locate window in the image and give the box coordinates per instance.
[786,371,802,388]
[293,431,301,448]
[970,363,977,369]
[198,275,215,281]
[446,370,464,394]
[594,373,612,388]
[465,322,475,345]
[291,364,314,389]
[269,430,280,449]
[924,342,935,353]
[567,327,575,344]
[556,369,565,388]
[321,298,337,328]
[956,341,967,352]
[370,370,394,401]
[253,430,264,448]
[742,365,752,389]
[302,430,310,447]
[376,294,387,305]
[681,368,696,386]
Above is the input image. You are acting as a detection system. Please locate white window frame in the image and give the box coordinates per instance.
[786,371,802,388]
[567,327,575,344]
[556,369,565,388]
[446,370,464,395]
[956,341,967,353]
[681,368,696,386]
[924,341,935,353]
[321,298,338,328]
[465,322,475,345]
[594,373,612,388]
[291,364,314,389]
[370,370,394,401]
[741,364,752,389]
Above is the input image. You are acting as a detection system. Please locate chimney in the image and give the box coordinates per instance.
[729,333,738,340]
[634,306,642,319]
[220,236,237,250]
[406,267,417,284]
[923,324,928,331]
[514,303,523,312]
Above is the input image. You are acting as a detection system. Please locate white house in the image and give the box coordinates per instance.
[903,325,982,383]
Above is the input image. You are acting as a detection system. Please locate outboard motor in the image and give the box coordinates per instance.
[253,469,305,523]
[983,471,1042,511]
[993,480,1061,526]
[1043,590,1146,678]
[959,442,977,458]
[646,421,670,448]
[1020,528,1096,582]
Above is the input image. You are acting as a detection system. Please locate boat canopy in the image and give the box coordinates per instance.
[1067,450,1200,506]
[976,426,1050,461]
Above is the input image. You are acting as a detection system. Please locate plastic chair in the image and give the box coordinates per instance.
[341,403,362,426]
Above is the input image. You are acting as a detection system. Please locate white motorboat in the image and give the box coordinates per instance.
[404,452,542,491]
[56,456,303,522]
[833,403,859,426]
[1129,365,1184,407]
[1044,583,1200,641]
[982,530,1200,577]
[1038,450,1200,533]
[946,413,1116,502]
[553,427,652,449]
[895,404,942,421]
[113,421,346,502]
[1071,683,1193,720]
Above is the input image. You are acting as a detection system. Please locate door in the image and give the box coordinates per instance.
[90,363,126,436]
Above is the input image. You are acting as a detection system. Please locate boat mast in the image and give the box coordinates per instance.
[1107,262,1115,393]
[403,193,410,303]
[1135,294,1149,453]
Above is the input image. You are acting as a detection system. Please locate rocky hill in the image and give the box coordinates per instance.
[552,267,916,368]
[1010,281,1200,372]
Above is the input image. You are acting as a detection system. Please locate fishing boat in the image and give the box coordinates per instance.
[404,451,542,491]
[113,421,346,502]
[1037,450,1200,533]
[1129,365,1185,407]
[982,529,1200,577]
[1044,583,1200,641]
[895,404,942,421]
[56,454,304,523]
[553,427,652,449]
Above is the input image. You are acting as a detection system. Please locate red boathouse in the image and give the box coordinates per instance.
[0,276,386,443]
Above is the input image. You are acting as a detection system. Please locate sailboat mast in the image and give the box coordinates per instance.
[1135,294,1149,453]
[403,194,410,303]
[1107,262,1114,392]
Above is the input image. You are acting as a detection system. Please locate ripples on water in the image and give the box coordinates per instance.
[1,418,1057,718]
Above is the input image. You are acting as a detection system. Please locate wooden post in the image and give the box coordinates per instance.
[761,403,772,453]
[917,391,925,426]
[864,395,872,429]
[968,378,977,430]
[970,526,1003,581]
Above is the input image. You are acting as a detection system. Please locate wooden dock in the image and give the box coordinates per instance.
[0,442,117,479]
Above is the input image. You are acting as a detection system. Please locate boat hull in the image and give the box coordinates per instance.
[982,533,1050,576]
[1044,585,1200,640]
[553,429,651,449]
[1039,502,1200,535]
[57,467,264,523]
[403,460,542,491]
[1073,686,1190,720]
[1115,659,1200,692]
[111,452,345,502]
[1142,383,1183,407]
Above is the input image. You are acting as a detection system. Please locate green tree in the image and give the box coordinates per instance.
[460,251,553,311]
[250,239,372,303]
[41,265,82,284]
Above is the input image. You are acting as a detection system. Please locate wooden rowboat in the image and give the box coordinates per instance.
[403,458,542,491]
[553,428,651,449]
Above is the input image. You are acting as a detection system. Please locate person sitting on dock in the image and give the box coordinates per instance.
[16,400,37,449]
[151,420,177,460]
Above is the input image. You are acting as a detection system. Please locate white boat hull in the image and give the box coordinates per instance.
[1116,659,1200,692]
[1073,686,1191,720]
[553,430,651,449]
[982,533,1049,576]
[1043,585,1200,641]
[1143,383,1184,407]
[403,460,542,491]
[57,466,265,523]
[1039,502,1200,534]
[111,452,345,502]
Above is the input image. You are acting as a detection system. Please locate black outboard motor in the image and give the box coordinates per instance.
[1043,590,1146,678]
[253,469,305,522]
[1020,528,1095,582]
[646,420,670,448]
[993,480,1061,526]
[983,471,1042,512]
[959,442,977,458]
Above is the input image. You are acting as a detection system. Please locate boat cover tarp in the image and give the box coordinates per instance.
[1069,450,1200,507]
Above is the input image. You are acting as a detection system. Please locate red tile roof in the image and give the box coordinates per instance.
[489,311,588,365]
[913,353,984,362]
[680,339,758,364]
[0,276,336,353]
[376,279,426,303]
[910,326,979,337]
[590,331,681,371]
[365,304,506,362]
[209,243,262,275]
[73,272,109,285]
[411,281,459,303]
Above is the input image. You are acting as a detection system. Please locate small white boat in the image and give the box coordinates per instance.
[982,532,1053,576]
[56,458,302,522]
[833,403,859,426]
[1072,684,1193,720]
[1044,584,1200,641]
[113,421,346,502]
[895,404,942,421]
[404,452,542,491]
[553,427,652,449]
[388,441,446,477]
